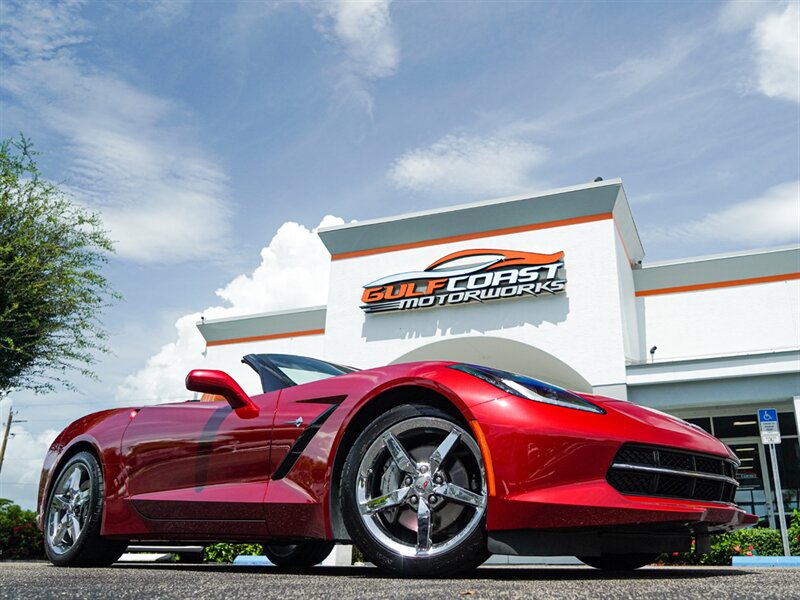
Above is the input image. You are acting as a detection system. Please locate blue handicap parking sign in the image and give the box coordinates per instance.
[758,409,778,423]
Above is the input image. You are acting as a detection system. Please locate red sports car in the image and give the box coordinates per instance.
[38,354,755,575]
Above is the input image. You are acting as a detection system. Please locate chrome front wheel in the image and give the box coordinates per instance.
[342,404,489,576]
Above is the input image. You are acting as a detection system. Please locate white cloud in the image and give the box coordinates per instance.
[313,0,399,114]
[316,0,399,79]
[222,1,281,42]
[116,215,343,405]
[215,216,341,314]
[0,0,88,62]
[595,34,700,95]
[752,2,800,102]
[718,0,773,33]
[136,0,190,24]
[0,1,230,263]
[114,311,208,406]
[719,1,800,103]
[0,414,59,510]
[388,134,548,198]
[650,181,800,246]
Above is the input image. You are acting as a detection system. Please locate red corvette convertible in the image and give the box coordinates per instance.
[38,354,755,575]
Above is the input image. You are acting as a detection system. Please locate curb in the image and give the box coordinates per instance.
[732,556,800,567]
[232,556,274,566]
[118,553,175,563]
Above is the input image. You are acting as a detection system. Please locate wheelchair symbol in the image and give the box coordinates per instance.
[759,410,776,421]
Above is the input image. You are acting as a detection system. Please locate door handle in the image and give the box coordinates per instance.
[283,417,303,428]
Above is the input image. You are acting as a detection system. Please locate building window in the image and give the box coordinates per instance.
[685,417,712,434]
[713,414,759,438]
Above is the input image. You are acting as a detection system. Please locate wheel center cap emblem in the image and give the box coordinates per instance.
[414,475,432,494]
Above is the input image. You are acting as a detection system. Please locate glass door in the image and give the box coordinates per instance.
[681,408,799,527]
[722,437,775,527]
[763,437,800,527]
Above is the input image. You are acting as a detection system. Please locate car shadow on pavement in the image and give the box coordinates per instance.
[457,567,750,581]
[110,564,752,581]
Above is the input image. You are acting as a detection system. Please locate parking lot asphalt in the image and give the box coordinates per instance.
[1,562,798,600]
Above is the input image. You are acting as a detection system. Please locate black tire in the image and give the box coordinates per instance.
[43,451,128,567]
[263,541,335,567]
[341,404,489,577]
[577,553,659,571]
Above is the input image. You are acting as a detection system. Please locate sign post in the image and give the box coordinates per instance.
[757,409,790,557]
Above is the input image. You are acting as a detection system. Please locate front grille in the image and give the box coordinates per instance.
[607,470,652,494]
[695,455,723,475]
[617,446,656,465]
[694,479,721,501]
[659,451,693,471]
[657,474,692,497]
[607,444,738,503]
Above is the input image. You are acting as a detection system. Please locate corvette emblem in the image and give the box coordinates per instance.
[360,248,566,314]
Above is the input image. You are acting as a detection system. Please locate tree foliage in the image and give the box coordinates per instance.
[0,498,44,560]
[0,136,118,394]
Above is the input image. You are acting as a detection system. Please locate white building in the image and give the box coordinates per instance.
[197,179,800,526]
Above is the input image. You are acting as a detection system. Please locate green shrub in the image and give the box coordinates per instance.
[789,509,800,556]
[351,545,365,564]
[702,528,785,564]
[0,498,44,560]
[661,523,800,566]
[203,543,264,563]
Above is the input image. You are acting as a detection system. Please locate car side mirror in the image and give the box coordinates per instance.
[185,370,260,419]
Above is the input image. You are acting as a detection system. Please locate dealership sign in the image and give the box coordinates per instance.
[361,249,566,314]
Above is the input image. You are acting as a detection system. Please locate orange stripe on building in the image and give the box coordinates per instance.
[635,272,800,297]
[330,213,614,260]
[206,328,326,347]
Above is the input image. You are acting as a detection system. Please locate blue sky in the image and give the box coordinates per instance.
[1,0,798,508]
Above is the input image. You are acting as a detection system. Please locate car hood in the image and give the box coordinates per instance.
[579,394,736,460]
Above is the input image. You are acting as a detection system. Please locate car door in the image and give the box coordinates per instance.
[120,392,278,532]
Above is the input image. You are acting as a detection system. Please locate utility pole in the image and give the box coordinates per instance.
[0,407,23,477]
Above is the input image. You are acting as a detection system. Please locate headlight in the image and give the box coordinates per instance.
[450,364,604,414]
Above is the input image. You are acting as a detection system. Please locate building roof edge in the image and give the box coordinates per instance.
[318,179,631,258]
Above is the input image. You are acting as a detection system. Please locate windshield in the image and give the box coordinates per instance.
[242,354,358,393]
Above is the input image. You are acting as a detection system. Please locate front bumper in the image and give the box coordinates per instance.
[485,483,756,557]
[468,394,756,533]
[487,480,756,531]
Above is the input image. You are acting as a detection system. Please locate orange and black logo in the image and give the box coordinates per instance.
[361,249,566,314]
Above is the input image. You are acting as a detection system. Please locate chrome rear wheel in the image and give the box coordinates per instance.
[43,451,127,567]
[47,462,92,556]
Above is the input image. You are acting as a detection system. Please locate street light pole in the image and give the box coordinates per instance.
[0,408,16,477]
